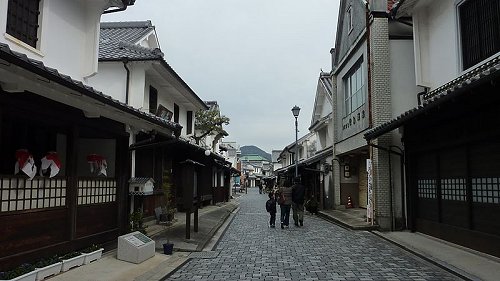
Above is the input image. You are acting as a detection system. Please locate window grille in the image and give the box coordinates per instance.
[6,0,41,48]
[187,111,193,134]
[459,0,500,69]
[472,177,500,204]
[417,179,437,199]
[149,86,158,114]
[1,177,66,212]
[441,178,467,201]
[77,179,116,205]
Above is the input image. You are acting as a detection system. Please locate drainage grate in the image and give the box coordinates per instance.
[188,251,220,259]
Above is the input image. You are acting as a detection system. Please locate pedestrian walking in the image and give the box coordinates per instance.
[265,192,277,227]
[278,181,293,229]
[291,177,306,227]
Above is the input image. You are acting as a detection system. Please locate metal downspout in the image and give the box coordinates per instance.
[122,58,130,105]
[366,2,373,127]
[388,148,394,231]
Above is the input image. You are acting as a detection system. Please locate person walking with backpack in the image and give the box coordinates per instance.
[265,192,277,227]
[292,177,306,227]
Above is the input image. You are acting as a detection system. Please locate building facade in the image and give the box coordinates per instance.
[330,0,418,229]
[366,0,500,257]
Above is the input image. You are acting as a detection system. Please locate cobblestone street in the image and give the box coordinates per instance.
[167,188,462,281]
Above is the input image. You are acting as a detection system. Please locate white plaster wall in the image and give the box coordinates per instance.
[128,63,146,109]
[389,40,420,118]
[320,95,331,118]
[413,0,460,89]
[0,0,108,80]
[87,62,127,102]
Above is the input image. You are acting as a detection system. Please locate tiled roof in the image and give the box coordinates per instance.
[0,43,181,132]
[98,21,209,110]
[364,55,500,140]
[101,21,153,44]
[99,21,163,61]
[319,72,333,95]
[129,177,155,184]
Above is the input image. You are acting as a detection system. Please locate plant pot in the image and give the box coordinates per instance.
[83,248,104,265]
[35,262,62,281]
[0,270,37,281]
[61,254,85,272]
[163,243,174,255]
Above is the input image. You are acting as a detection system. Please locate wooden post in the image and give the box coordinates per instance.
[185,211,191,239]
[194,205,199,232]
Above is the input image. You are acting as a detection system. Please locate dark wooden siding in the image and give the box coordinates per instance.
[405,75,500,257]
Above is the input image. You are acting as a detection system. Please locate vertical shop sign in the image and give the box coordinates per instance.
[366,159,373,221]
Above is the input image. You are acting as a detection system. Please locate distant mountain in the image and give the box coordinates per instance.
[241,145,271,161]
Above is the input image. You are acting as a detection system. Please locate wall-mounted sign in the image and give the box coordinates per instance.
[366,159,373,220]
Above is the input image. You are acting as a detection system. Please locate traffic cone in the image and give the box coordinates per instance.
[347,196,353,208]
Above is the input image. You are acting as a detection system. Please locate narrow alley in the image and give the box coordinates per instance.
[167,188,461,281]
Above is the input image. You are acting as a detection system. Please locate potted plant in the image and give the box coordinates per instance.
[129,209,147,235]
[34,255,61,281]
[82,244,104,265]
[60,251,84,272]
[0,263,37,281]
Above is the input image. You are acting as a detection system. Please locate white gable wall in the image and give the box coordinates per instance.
[389,39,419,119]
[413,0,459,89]
[86,62,127,102]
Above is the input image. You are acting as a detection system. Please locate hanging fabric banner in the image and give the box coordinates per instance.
[366,159,373,221]
[40,151,62,178]
[15,149,37,180]
[87,154,107,176]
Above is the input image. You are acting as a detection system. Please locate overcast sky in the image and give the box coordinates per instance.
[103,0,339,153]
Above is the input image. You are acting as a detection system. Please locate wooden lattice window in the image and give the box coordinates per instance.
[1,177,66,212]
[417,179,437,199]
[6,0,41,48]
[440,178,467,201]
[187,111,193,134]
[459,0,500,69]
[149,86,158,114]
[472,177,500,204]
[77,179,116,205]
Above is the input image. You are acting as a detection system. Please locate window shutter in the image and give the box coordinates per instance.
[460,0,500,69]
[6,0,40,48]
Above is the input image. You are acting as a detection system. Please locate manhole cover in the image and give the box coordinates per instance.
[188,251,219,259]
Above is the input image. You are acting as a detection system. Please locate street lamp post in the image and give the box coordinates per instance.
[291,105,301,179]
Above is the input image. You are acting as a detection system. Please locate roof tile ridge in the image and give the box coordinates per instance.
[117,41,164,58]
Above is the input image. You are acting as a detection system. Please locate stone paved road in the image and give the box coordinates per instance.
[167,188,462,281]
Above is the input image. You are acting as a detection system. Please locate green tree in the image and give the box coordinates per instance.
[191,108,230,147]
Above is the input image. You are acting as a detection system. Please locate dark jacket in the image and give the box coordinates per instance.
[292,183,306,204]
[266,198,277,213]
